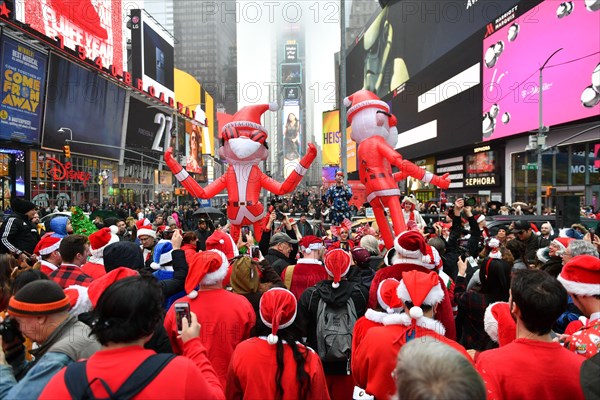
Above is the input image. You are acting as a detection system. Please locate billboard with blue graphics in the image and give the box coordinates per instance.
[0,35,47,143]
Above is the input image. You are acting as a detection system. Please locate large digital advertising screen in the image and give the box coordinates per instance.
[482,0,600,141]
[345,0,524,99]
[18,0,123,75]
[130,9,175,101]
[124,97,174,162]
[42,54,126,160]
[0,35,47,143]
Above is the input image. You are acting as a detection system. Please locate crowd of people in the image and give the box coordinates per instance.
[0,193,598,399]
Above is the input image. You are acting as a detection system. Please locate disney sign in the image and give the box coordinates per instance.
[45,157,91,186]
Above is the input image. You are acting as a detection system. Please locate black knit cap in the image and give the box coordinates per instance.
[11,198,36,215]
[8,280,70,317]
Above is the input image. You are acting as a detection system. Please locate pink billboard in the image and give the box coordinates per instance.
[19,0,123,75]
[482,0,600,141]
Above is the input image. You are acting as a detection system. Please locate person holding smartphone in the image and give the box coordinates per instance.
[39,275,225,399]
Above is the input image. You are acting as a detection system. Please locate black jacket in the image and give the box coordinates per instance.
[264,249,293,276]
[297,273,369,375]
[0,212,38,256]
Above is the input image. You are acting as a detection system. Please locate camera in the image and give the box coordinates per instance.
[463,197,477,207]
[162,229,174,240]
[0,317,22,343]
[424,225,436,235]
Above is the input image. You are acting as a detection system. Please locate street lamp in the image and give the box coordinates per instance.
[530,48,563,215]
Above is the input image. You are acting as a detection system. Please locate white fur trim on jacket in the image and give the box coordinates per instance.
[364,309,390,324]
[382,312,446,336]
[557,276,600,297]
[201,250,229,286]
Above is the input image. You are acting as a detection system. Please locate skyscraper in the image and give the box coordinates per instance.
[173,0,237,113]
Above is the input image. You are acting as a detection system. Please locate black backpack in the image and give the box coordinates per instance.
[63,353,176,399]
[316,298,357,374]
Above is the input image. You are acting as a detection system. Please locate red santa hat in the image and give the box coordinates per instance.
[87,267,139,307]
[324,249,353,289]
[33,236,62,256]
[185,250,229,298]
[484,302,516,346]
[551,237,573,253]
[299,235,324,254]
[558,255,600,296]
[205,230,239,260]
[89,226,119,259]
[259,288,297,345]
[63,285,92,316]
[221,103,278,143]
[136,219,155,238]
[377,278,403,313]
[344,90,394,125]
[393,230,432,267]
[397,270,445,320]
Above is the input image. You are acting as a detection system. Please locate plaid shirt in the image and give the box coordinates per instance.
[454,276,495,351]
[49,264,93,288]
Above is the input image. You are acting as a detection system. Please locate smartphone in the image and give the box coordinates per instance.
[251,245,260,258]
[242,226,250,236]
[174,302,191,333]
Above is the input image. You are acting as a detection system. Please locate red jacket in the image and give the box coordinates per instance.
[226,337,330,400]
[39,338,224,399]
[281,259,329,300]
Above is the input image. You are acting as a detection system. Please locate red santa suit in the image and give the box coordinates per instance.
[226,337,330,400]
[476,339,585,400]
[164,103,316,242]
[164,251,256,388]
[281,258,329,301]
[39,338,224,400]
[39,260,58,276]
[368,232,457,340]
[344,90,450,248]
[353,271,470,400]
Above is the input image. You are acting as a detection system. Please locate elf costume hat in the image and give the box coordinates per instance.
[324,249,353,289]
[558,255,600,296]
[377,278,403,313]
[185,250,229,298]
[259,288,297,345]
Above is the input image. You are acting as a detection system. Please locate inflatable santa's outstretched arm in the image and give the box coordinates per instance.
[164,147,227,198]
[379,143,450,189]
[261,143,317,195]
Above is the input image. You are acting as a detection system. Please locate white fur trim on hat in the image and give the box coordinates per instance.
[90,227,120,261]
[39,239,62,256]
[484,302,501,343]
[201,250,229,286]
[65,285,92,317]
[137,228,156,238]
[383,312,446,336]
[397,280,445,307]
[557,276,600,297]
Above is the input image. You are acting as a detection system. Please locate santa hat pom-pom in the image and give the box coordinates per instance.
[109,225,118,234]
[304,248,312,254]
[219,239,225,244]
[343,97,352,107]
[409,306,423,319]
[332,282,340,289]
[267,333,278,344]
[422,254,432,264]
[150,262,161,270]
[386,307,394,314]
[269,102,279,111]
[187,290,198,299]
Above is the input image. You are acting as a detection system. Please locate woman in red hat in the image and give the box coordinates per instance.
[226,288,330,399]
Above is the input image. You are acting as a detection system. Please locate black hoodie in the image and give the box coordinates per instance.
[297,270,368,375]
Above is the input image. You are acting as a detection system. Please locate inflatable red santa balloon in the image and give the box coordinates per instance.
[164,103,317,242]
[344,90,450,249]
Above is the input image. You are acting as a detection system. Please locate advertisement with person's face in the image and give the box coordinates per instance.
[19,0,123,75]
[482,0,600,141]
[42,55,126,160]
[185,121,204,174]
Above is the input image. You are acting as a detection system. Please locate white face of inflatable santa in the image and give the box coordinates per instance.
[346,94,398,148]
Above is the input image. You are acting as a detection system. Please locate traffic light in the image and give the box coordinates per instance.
[63,145,71,158]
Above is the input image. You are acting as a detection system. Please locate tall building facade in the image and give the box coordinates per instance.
[173,0,238,113]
